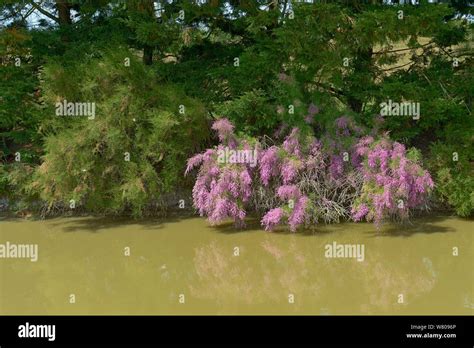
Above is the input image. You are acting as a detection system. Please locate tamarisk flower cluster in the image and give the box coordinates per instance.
[351,135,434,225]
[185,118,256,227]
[304,103,320,124]
[259,128,311,231]
[186,116,434,232]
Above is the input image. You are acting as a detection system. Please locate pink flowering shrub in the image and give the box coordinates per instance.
[351,135,434,225]
[257,121,363,230]
[257,129,317,231]
[186,115,434,232]
[185,118,256,227]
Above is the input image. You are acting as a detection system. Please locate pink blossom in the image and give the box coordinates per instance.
[212,118,234,141]
[336,116,349,129]
[304,114,314,124]
[281,160,299,184]
[259,146,280,186]
[282,128,301,157]
[186,118,434,232]
[352,204,369,222]
[278,73,290,82]
[277,185,301,200]
[288,196,308,232]
[185,153,203,175]
[308,103,319,115]
[261,208,284,231]
[329,155,344,180]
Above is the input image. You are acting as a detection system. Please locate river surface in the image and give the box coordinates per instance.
[0,214,472,315]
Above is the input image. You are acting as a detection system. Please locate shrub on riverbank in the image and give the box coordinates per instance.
[428,142,474,217]
[186,117,434,231]
[27,50,210,217]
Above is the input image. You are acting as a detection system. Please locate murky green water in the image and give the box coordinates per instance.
[0,215,472,315]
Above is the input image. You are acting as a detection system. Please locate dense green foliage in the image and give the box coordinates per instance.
[0,0,472,217]
[33,50,208,216]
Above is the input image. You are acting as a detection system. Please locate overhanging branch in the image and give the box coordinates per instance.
[29,1,59,23]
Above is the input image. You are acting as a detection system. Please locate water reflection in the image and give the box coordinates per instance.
[0,215,472,314]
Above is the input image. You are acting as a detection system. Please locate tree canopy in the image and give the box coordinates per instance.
[1,0,472,218]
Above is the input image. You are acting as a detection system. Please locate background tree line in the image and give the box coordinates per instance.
[0,0,472,217]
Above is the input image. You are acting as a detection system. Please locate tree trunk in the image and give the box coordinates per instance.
[55,0,71,42]
[347,47,373,113]
[56,0,71,25]
[143,45,153,65]
[129,0,156,65]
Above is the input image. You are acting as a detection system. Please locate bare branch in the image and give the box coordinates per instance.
[373,41,434,56]
[29,0,59,23]
[381,60,414,72]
